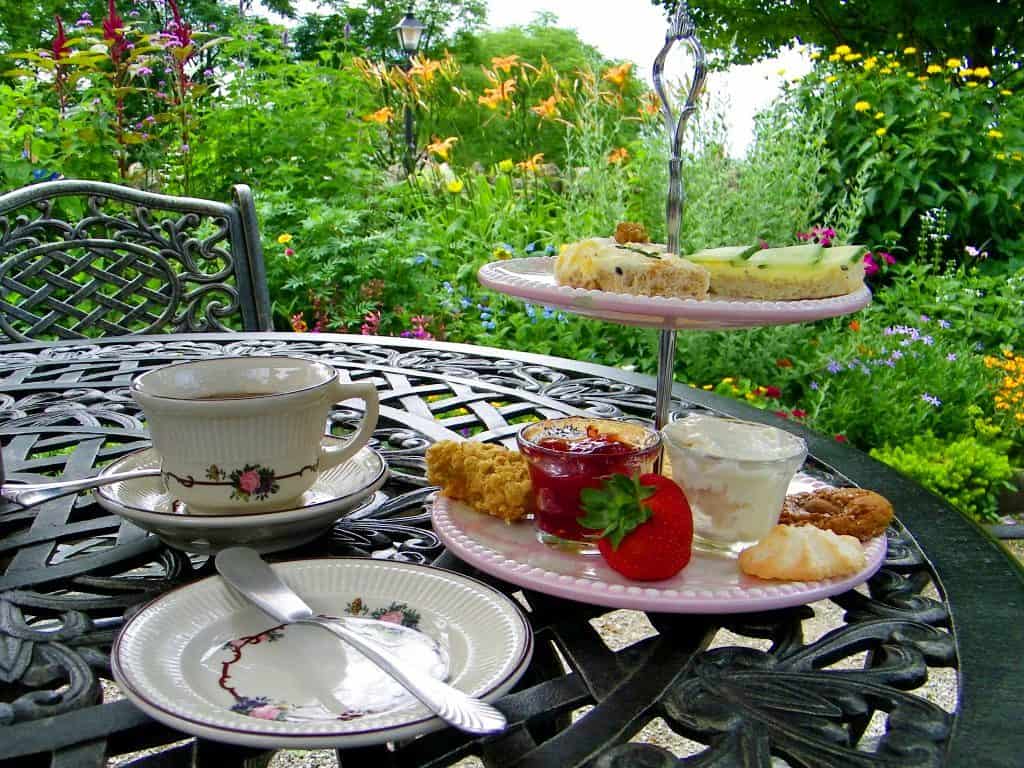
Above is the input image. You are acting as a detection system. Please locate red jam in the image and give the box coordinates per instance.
[521,427,646,542]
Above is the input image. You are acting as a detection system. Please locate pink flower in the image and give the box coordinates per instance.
[238,470,260,494]
[284,247,295,257]
[879,251,896,265]
[360,309,381,335]
[377,611,404,624]
[762,385,782,399]
[249,705,282,720]
[863,253,879,276]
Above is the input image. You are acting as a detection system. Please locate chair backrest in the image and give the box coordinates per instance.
[0,180,272,342]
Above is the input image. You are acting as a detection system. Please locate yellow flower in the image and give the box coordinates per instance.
[363,106,394,124]
[810,51,822,60]
[825,75,838,84]
[973,66,991,78]
[844,53,861,62]
[516,152,545,173]
[987,129,1004,139]
[426,136,458,161]
[854,100,871,112]
[602,62,632,88]
[835,45,852,56]
[1000,89,1014,96]
[828,53,841,62]
[492,246,513,260]
[863,58,877,71]
[966,81,979,88]
[903,46,917,54]
[939,111,952,119]
[874,111,885,119]
[946,58,961,68]
[879,67,892,74]
[1013,152,1023,161]
[996,152,1007,160]
[446,179,464,194]
[960,68,974,77]
[491,54,520,73]
[497,158,514,172]
[277,233,292,245]
[721,377,734,384]
[891,61,901,68]
[529,95,560,120]
[875,127,887,136]
[918,76,929,83]
[926,64,943,74]
[607,147,629,164]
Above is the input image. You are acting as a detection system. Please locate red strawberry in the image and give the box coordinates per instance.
[577,473,693,581]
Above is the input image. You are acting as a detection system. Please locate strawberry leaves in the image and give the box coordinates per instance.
[578,473,656,549]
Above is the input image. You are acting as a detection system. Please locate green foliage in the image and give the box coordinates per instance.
[778,47,1024,261]
[870,430,1016,523]
[651,0,1022,69]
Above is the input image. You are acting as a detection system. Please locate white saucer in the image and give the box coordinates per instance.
[96,441,388,554]
[112,558,533,749]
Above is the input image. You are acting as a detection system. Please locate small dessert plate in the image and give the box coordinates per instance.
[95,441,387,554]
[478,257,872,330]
[432,474,887,614]
[112,558,532,749]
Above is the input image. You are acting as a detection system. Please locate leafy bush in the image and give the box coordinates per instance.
[779,45,1024,262]
[870,430,1016,522]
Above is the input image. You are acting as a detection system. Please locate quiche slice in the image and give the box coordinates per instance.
[554,237,710,299]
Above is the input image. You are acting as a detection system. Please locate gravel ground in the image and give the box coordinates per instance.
[109,541,1024,767]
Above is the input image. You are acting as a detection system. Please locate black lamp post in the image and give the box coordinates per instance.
[393,8,425,175]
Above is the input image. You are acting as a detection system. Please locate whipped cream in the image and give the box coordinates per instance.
[662,414,807,552]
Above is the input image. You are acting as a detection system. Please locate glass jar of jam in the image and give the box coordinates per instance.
[517,417,662,551]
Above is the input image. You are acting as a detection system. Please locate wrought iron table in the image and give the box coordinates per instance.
[1,333,1022,768]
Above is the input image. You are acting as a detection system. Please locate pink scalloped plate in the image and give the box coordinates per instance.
[432,495,887,615]
[478,257,872,330]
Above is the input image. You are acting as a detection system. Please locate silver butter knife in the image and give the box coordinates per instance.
[214,547,508,736]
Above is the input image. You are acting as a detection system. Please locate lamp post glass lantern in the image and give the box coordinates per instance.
[394,9,425,175]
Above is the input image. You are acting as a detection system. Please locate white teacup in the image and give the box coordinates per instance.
[131,356,379,514]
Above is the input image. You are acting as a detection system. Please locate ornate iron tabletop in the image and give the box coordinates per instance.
[1,333,1021,768]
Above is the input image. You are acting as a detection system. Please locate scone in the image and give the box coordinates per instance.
[555,237,710,299]
[426,440,533,522]
[780,487,893,541]
[738,524,864,581]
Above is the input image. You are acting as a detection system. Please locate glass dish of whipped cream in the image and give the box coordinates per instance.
[661,413,807,557]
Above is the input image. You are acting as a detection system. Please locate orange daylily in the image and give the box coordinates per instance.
[607,147,629,164]
[363,106,394,123]
[409,56,442,82]
[602,62,632,88]
[639,92,661,117]
[849,320,861,332]
[491,54,520,73]
[478,77,516,109]
[426,136,459,160]
[517,153,545,173]
[530,95,559,119]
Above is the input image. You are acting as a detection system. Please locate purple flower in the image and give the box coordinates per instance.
[946,353,957,361]
[883,326,895,336]
[203,68,214,78]
[136,66,153,75]
[180,143,190,153]
[938,319,951,329]
[922,335,934,345]
[827,360,842,374]
[882,359,896,368]
[921,393,942,407]
[810,381,820,390]
[891,350,904,360]
[920,314,930,323]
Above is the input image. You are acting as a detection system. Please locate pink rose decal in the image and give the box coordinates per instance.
[378,610,404,624]
[249,705,282,720]
[238,469,260,494]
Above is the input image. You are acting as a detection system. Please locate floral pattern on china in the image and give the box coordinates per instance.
[220,599,422,722]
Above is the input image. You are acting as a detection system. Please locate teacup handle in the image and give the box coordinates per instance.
[319,380,380,469]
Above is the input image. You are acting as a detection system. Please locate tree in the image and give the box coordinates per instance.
[651,0,1023,71]
[293,0,486,63]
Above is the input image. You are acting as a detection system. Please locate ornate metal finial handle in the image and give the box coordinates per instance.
[652,1,707,255]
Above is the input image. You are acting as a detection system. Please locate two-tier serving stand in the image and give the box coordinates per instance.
[477,2,871,434]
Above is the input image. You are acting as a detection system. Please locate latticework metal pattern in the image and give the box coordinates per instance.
[0,181,272,342]
[0,334,1021,768]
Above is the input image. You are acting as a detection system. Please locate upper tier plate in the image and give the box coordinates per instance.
[478,257,872,330]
